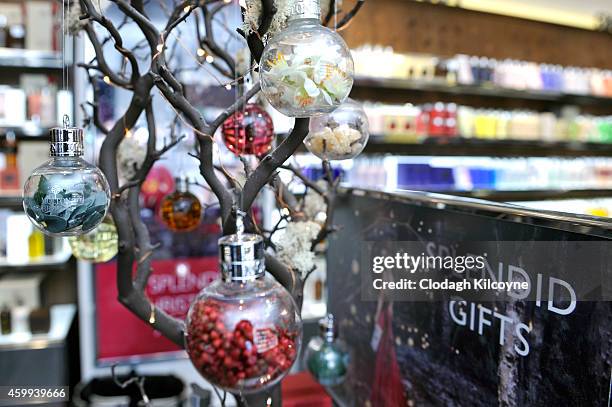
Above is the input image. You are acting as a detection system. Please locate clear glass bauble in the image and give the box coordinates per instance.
[305,98,369,160]
[117,133,147,181]
[222,104,275,157]
[260,18,354,118]
[185,274,302,393]
[23,156,111,236]
[68,215,118,262]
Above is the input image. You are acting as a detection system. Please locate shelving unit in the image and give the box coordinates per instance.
[292,136,612,157]
[0,125,51,140]
[353,76,612,107]
[0,46,70,136]
[362,138,612,157]
[0,193,23,209]
[0,304,76,350]
[0,48,63,70]
[0,247,73,269]
[0,235,73,271]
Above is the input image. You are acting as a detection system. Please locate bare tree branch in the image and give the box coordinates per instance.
[240,118,310,216]
[80,0,365,403]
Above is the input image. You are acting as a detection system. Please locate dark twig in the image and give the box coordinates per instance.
[337,0,366,30]
[111,365,150,407]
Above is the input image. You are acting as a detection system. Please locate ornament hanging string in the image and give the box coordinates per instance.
[61,0,71,127]
[62,0,70,98]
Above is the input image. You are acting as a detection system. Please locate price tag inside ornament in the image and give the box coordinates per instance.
[254,325,279,353]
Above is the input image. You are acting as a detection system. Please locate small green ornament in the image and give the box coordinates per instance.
[304,314,350,387]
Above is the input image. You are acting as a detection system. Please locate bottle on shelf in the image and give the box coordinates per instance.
[0,131,19,191]
[314,277,324,301]
[7,22,25,49]
[0,15,7,48]
[28,228,45,259]
[11,297,29,334]
[0,303,11,335]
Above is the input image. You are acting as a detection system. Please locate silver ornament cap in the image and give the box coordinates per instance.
[319,314,337,342]
[218,212,266,282]
[49,126,84,157]
[175,176,190,192]
[287,0,321,21]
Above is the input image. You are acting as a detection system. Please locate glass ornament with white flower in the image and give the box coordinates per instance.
[305,98,369,160]
[259,0,354,117]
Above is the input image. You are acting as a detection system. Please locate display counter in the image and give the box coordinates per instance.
[0,304,77,388]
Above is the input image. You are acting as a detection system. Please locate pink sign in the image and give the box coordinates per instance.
[95,257,219,362]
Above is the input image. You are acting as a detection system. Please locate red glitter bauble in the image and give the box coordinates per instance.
[140,165,175,210]
[222,104,274,156]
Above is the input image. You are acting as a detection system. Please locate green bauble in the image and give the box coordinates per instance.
[306,341,349,386]
[304,314,350,386]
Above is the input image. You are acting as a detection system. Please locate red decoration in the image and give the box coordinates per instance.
[281,372,333,407]
[370,303,408,406]
[186,297,299,392]
[222,104,274,156]
[95,257,219,362]
[140,165,175,210]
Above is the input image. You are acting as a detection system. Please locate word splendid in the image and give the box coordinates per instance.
[372,252,486,274]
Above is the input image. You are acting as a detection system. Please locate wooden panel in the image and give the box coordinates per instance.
[341,0,612,69]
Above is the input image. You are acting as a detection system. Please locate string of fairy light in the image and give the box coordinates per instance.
[103,0,242,91]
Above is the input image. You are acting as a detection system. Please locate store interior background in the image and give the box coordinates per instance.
[1,0,611,405]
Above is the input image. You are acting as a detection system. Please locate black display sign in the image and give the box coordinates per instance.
[327,190,612,407]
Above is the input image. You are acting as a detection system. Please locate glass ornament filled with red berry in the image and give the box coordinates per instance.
[185,215,302,393]
[221,104,274,157]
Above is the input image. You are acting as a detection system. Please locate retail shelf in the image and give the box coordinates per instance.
[0,124,53,139]
[0,193,23,209]
[353,76,612,106]
[361,137,612,157]
[0,247,73,269]
[440,189,612,202]
[0,48,62,70]
[0,304,76,350]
